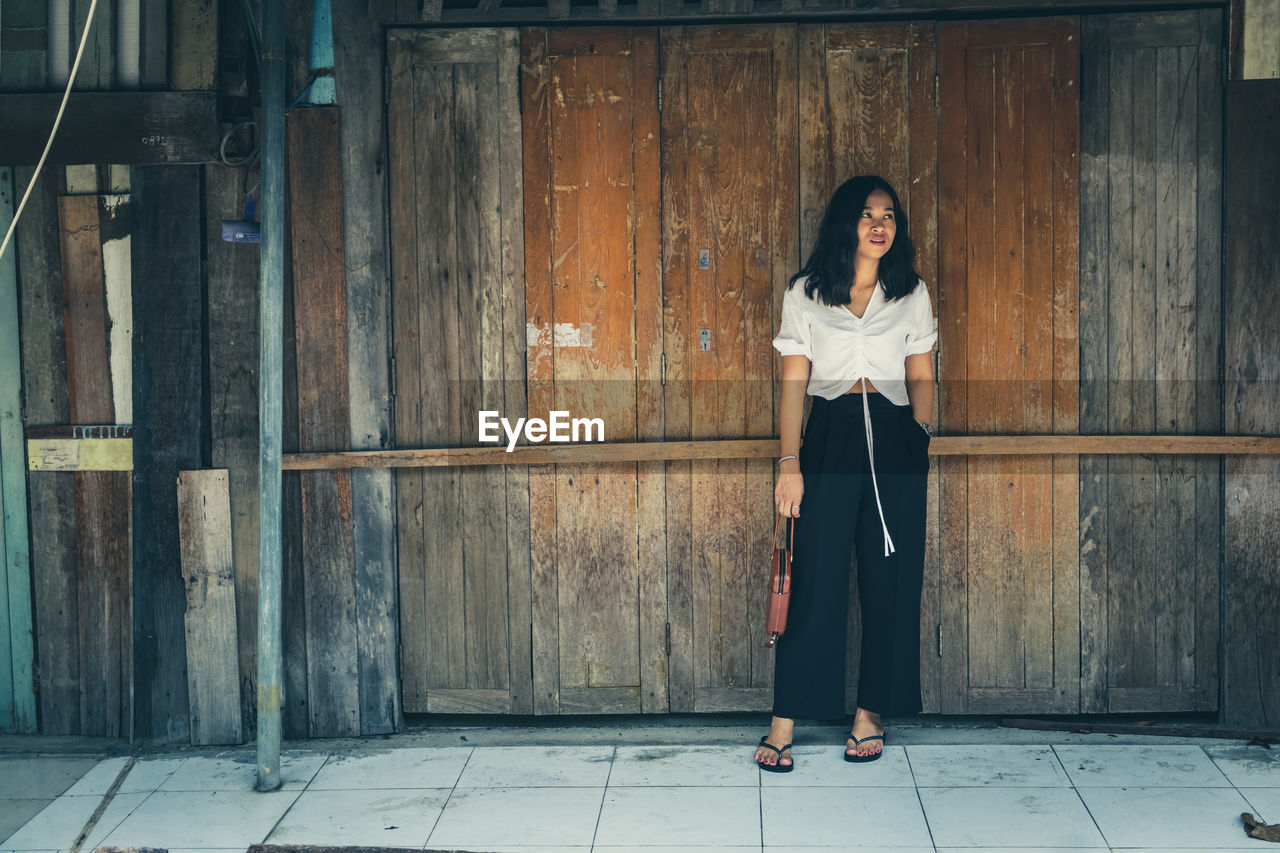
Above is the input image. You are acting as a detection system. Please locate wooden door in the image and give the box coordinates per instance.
[1078,10,1222,713]
[661,25,797,712]
[387,29,534,714]
[521,28,667,714]
[938,18,1081,713]
[798,22,941,713]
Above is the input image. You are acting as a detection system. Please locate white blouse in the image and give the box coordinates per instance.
[772,275,938,406]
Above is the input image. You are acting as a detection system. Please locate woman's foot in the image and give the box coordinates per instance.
[754,716,795,770]
[846,707,884,759]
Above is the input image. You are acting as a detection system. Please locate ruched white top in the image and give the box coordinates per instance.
[771,276,938,404]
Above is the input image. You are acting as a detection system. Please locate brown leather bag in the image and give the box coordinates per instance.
[764,512,794,648]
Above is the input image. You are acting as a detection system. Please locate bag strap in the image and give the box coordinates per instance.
[774,512,795,554]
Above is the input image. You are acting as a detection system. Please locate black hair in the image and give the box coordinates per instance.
[788,175,921,305]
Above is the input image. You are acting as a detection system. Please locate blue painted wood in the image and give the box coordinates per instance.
[0,167,37,733]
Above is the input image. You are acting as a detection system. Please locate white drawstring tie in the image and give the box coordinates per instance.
[860,377,895,557]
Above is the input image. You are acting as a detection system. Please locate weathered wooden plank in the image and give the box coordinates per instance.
[0,93,220,166]
[386,30,427,714]
[99,194,132,425]
[423,688,511,714]
[632,28,667,715]
[411,59,466,695]
[691,687,772,712]
[521,28,560,715]
[660,26,694,714]
[1193,8,1224,714]
[74,470,131,738]
[73,0,113,89]
[0,167,36,732]
[176,470,242,745]
[333,0,399,735]
[27,438,132,470]
[15,166,79,734]
[170,0,217,90]
[59,190,131,738]
[496,27,533,716]
[1080,13,1220,714]
[283,435,1280,470]
[280,225,309,740]
[453,55,510,697]
[59,195,112,422]
[908,20,941,714]
[547,33,645,713]
[1048,18,1081,714]
[132,165,206,744]
[0,0,48,88]
[1223,78,1280,729]
[205,162,261,740]
[140,0,168,87]
[1078,13,1109,713]
[287,105,361,738]
[940,19,1081,712]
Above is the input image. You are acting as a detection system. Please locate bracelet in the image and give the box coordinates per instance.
[778,455,799,465]
[917,422,933,437]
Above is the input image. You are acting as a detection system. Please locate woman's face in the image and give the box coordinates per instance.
[855,189,897,263]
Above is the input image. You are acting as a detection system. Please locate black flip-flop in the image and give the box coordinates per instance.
[844,733,884,763]
[756,736,795,773]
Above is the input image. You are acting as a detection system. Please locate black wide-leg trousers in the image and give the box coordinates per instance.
[772,391,929,720]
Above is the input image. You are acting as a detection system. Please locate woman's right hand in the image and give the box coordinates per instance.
[775,463,804,517]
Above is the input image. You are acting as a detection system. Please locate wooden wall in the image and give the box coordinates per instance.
[5,2,1279,739]
[1223,78,1280,728]
[1078,10,1223,714]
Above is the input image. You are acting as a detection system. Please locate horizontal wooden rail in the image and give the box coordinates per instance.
[282,435,1280,470]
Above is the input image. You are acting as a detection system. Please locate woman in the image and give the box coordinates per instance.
[754,175,936,772]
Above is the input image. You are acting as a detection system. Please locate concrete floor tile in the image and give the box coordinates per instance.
[1204,744,1280,788]
[460,847,590,853]
[96,789,301,848]
[919,786,1106,848]
[0,801,53,846]
[595,786,761,847]
[935,848,1106,852]
[63,757,186,796]
[768,847,931,853]
[267,787,450,846]
[597,846,761,853]
[454,746,614,788]
[759,745,915,787]
[307,747,472,790]
[1077,785,1256,848]
[610,746,760,787]
[762,785,932,847]
[157,752,327,791]
[0,793,147,851]
[1054,744,1230,787]
[908,744,1071,787]
[1239,786,1280,824]
[0,759,100,800]
[427,786,604,847]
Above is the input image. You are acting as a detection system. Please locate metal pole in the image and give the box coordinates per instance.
[256,0,285,793]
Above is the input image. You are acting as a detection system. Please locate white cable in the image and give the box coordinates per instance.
[0,0,101,263]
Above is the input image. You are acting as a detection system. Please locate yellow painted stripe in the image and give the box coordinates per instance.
[27,438,134,471]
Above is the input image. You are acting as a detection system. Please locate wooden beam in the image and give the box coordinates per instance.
[0,168,37,733]
[426,0,1192,24]
[281,435,1280,470]
[0,92,219,166]
[176,469,243,746]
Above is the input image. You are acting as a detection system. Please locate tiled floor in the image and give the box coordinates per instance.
[1,739,1277,852]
